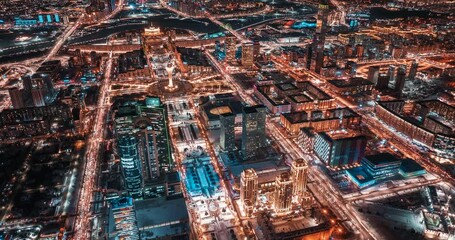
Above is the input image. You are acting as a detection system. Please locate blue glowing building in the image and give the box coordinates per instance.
[347,153,426,188]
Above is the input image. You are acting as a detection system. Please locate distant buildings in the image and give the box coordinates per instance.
[241,105,267,159]
[375,100,455,160]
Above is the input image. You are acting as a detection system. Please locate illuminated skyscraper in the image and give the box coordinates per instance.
[241,105,267,159]
[291,159,308,196]
[395,66,407,98]
[220,112,236,151]
[117,134,143,197]
[241,42,254,68]
[312,3,330,74]
[225,36,237,63]
[240,169,258,216]
[367,66,380,85]
[273,172,293,214]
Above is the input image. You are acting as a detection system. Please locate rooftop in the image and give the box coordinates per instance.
[363,153,401,167]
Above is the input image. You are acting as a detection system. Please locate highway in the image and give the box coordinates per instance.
[72,51,113,239]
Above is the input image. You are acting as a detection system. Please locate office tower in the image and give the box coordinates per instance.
[8,88,25,109]
[356,44,364,59]
[240,169,258,216]
[395,66,407,98]
[253,41,260,57]
[220,112,236,151]
[409,61,418,80]
[291,159,308,196]
[312,3,330,74]
[23,74,55,107]
[388,65,396,83]
[115,97,173,197]
[313,131,367,168]
[117,134,143,197]
[225,36,237,63]
[273,172,293,214]
[305,45,313,70]
[241,42,254,68]
[376,74,389,91]
[367,66,380,84]
[241,105,267,159]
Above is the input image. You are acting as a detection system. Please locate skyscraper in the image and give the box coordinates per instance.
[388,65,396,83]
[273,172,293,214]
[312,3,330,74]
[241,105,267,160]
[291,159,308,197]
[241,42,254,68]
[117,134,143,197]
[395,66,407,98]
[225,36,237,63]
[240,169,258,217]
[408,61,418,80]
[376,74,389,91]
[220,112,236,151]
[367,66,380,84]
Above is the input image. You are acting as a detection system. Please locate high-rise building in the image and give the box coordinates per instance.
[225,36,237,63]
[312,3,330,74]
[356,44,364,59]
[22,74,55,107]
[273,172,293,214]
[117,134,143,197]
[367,66,380,84]
[376,74,390,91]
[241,42,254,68]
[220,112,236,151]
[8,88,25,109]
[395,66,407,98]
[115,97,173,197]
[313,131,367,168]
[241,105,267,159]
[388,65,396,84]
[291,159,308,196]
[240,169,258,217]
[408,61,418,80]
